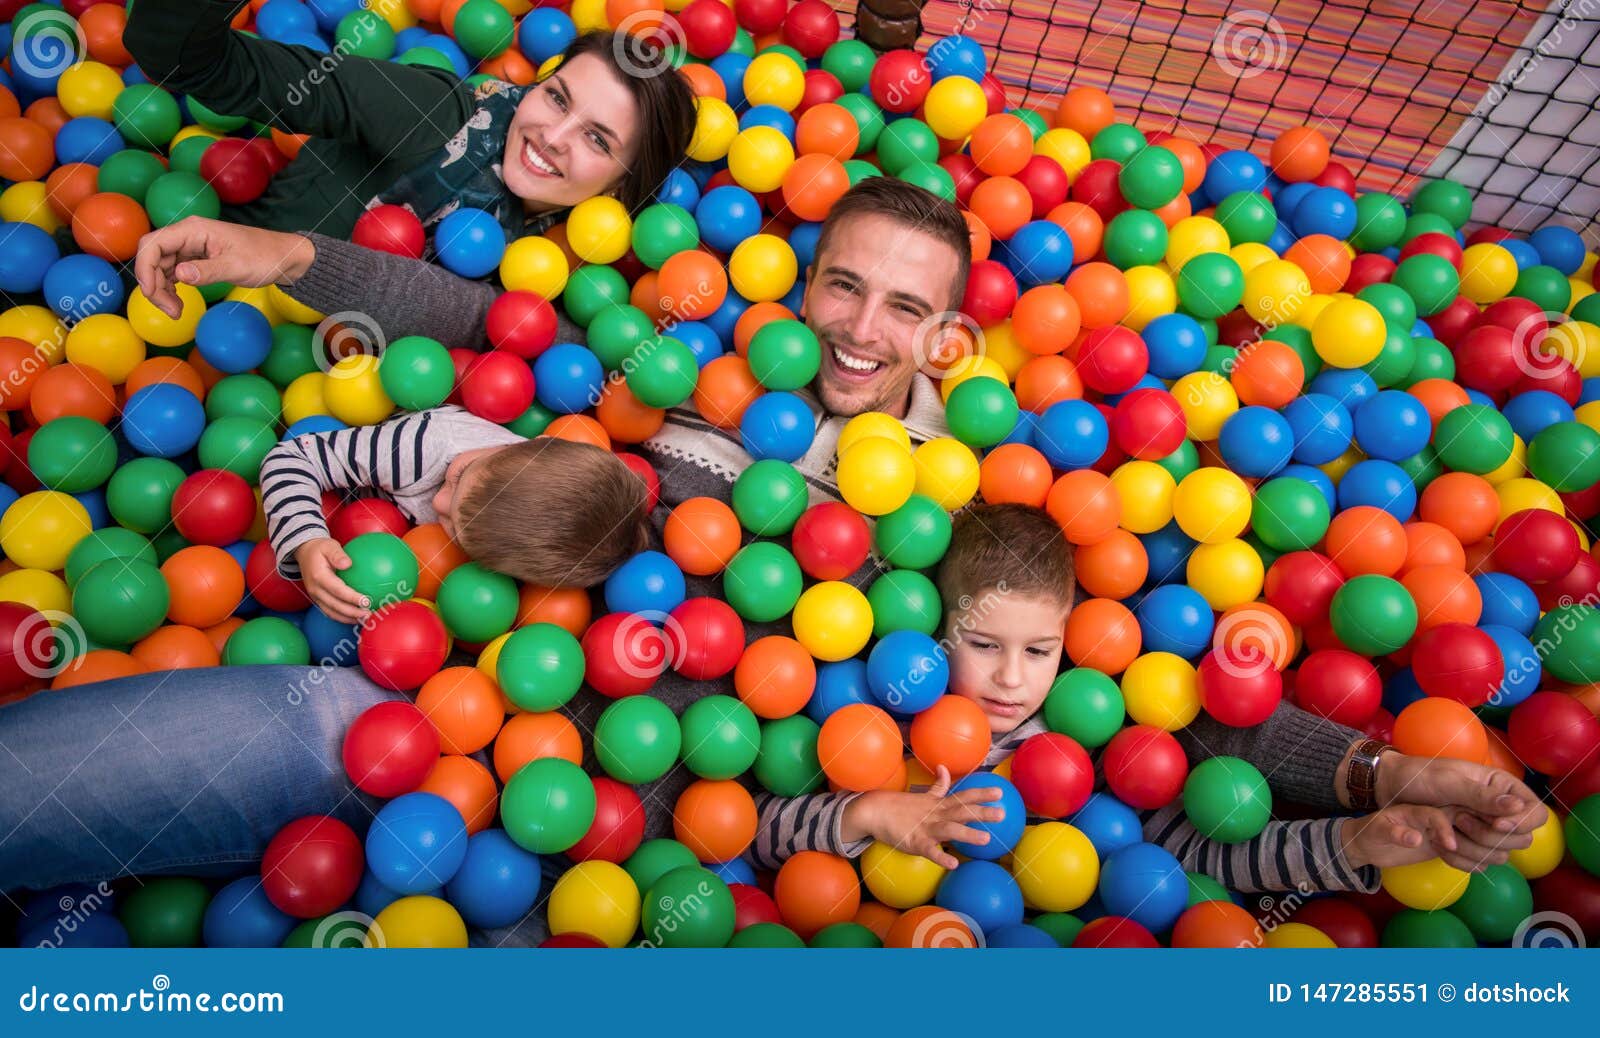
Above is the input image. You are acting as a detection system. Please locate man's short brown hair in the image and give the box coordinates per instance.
[813,177,973,310]
[453,438,650,588]
[937,504,1076,618]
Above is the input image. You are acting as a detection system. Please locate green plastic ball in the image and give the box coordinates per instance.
[1186,871,1232,906]
[184,96,248,133]
[626,335,699,408]
[642,867,735,948]
[222,616,311,665]
[340,532,419,608]
[28,416,115,492]
[624,839,700,895]
[106,457,185,533]
[120,877,210,947]
[867,568,941,636]
[1527,422,1600,492]
[1447,863,1532,944]
[1329,575,1417,655]
[722,542,803,622]
[1566,794,1600,877]
[167,136,214,177]
[1090,122,1146,163]
[1360,330,1416,389]
[747,319,821,392]
[875,118,939,174]
[1043,668,1126,747]
[282,914,366,948]
[631,204,700,269]
[1215,191,1276,244]
[731,458,808,536]
[1356,282,1418,333]
[728,922,805,948]
[398,46,454,73]
[198,417,277,481]
[112,83,182,151]
[897,159,956,201]
[1409,179,1473,228]
[754,714,823,796]
[97,149,168,204]
[1392,254,1460,316]
[495,622,584,711]
[679,695,761,779]
[1514,264,1572,315]
[505,401,556,437]
[594,695,681,783]
[151,526,191,564]
[1153,438,1201,483]
[1533,606,1600,684]
[1350,192,1407,251]
[206,373,283,424]
[1182,756,1271,843]
[1177,252,1245,319]
[1015,108,1049,140]
[809,921,882,948]
[501,757,596,854]
[564,267,632,328]
[1401,336,1454,386]
[1382,909,1476,948]
[65,528,157,588]
[1396,446,1443,491]
[836,93,885,154]
[820,39,875,92]
[1103,209,1169,269]
[1263,324,1321,381]
[843,158,883,185]
[260,325,320,389]
[1434,404,1515,474]
[334,10,396,58]
[437,562,519,642]
[874,494,953,570]
[144,170,222,227]
[379,335,455,410]
[1572,292,1600,327]
[945,376,1020,449]
[1117,145,1183,209]
[72,559,168,645]
[1250,476,1330,551]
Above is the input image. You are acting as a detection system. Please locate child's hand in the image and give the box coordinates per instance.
[842,766,1007,870]
[1340,804,1462,872]
[295,538,370,624]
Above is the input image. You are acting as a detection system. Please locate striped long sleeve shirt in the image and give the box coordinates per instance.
[749,714,1380,895]
[258,406,526,579]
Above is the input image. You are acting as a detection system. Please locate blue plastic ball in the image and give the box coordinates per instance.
[1141,313,1208,379]
[353,868,437,919]
[303,604,359,665]
[365,792,469,895]
[1218,405,1294,478]
[1035,399,1108,470]
[1482,624,1540,709]
[602,549,687,620]
[1307,367,1377,413]
[122,384,207,458]
[1134,584,1214,658]
[202,876,296,947]
[806,658,871,724]
[986,922,1059,948]
[517,7,576,62]
[1068,792,1143,859]
[1273,181,1317,220]
[740,390,814,462]
[671,320,724,367]
[949,772,1026,861]
[928,34,987,80]
[283,415,348,440]
[1200,150,1267,204]
[710,52,752,109]
[658,168,700,210]
[1502,390,1575,443]
[1474,573,1539,636]
[1502,238,1540,270]
[739,104,796,137]
[697,186,763,254]
[1336,459,1417,520]
[72,488,109,528]
[1139,521,1197,587]
[256,0,319,40]
[55,116,123,166]
[195,300,274,374]
[434,207,505,278]
[936,860,1023,936]
[999,409,1038,448]
[1529,226,1585,275]
[709,857,757,887]
[533,342,606,414]
[418,34,472,77]
[19,912,130,948]
[1282,393,1352,465]
[1279,463,1337,514]
[1292,186,1357,240]
[306,0,362,32]
[1353,389,1431,461]
[999,220,1074,287]
[1098,841,1188,934]
[1383,666,1428,715]
[787,221,823,269]
[866,630,949,714]
[0,222,60,294]
[42,253,124,321]
[444,828,543,930]
[703,289,752,346]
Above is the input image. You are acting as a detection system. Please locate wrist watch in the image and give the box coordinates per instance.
[1345,738,1392,811]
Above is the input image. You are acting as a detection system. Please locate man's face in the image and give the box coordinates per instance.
[801,213,964,419]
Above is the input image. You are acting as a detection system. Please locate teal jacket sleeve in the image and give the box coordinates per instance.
[123,0,473,168]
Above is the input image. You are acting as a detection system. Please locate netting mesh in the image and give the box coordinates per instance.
[834,0,1598,236]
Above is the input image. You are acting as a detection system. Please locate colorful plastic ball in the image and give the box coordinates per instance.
[500,757,596,855]
[442,829,542,931]
[791,500,871,580]
[836,436,916,516]
[1508,690,1600,776]
[342,701,439,798]
[1382,858,1471,911]
[1408,623,1503,707]
[1527,421,1600,492]
[722,542,804,623]
[545,859,639,948]
[1182,756,1271,843]
[364,792,468,897]
[27,416,115,493]
[194,300,272,374]
[791,581,873,663]
[1312,298,1386,367]
[817,703,902,791]
[341,531,420,608]
[357,601,447,689]
[377,334,454,410]
[1216,405,1293,478]
[593,695,681,785]
[170,469,255,547]
[1392,696,1488,763]
[1098,841,1188,934]
[864,629,948,714]
[642,866,736,948]
[731,458,808,537]
[434,207,505,278]
[945,771,1025,861]
[581,611,669,698]
[222,616,311,667]
[1101,725,1188,809]
[603,549,686,621]
[1034,399,1108,470]
[1564,796,1600,878]
[1492,508,1580,582]
[260,815,364,918]
[1329,575,1417,655]
[121,383,206,458]
[71,559,168,646]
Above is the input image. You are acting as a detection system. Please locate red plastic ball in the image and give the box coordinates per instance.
[1512,357,1581,404]
[781,0,839,58]
[260,815,364,918]
[199,138,272,205]
[1101,724,1188,809]
[484,291,558,360]
[342,700,440,797]
[1453,325,1522,393]
[939,152,983,207]
[565,776,646,863]
[734,0,786,34]
[1016,154,1070,218]
[1265,551,1346,626]
[730,882,784,930]
[1409,623,1503,707]
[0,601,51,692]
[460,350,536,424]
[1075,326,1149,394]
[979,73,1009,116]
[1290,897,1378,948]
[1345,253,1395,293]
[1293,648,1381,727]
[352,204,425,258]
[1508,691,1600,777]
[868,50,931,114]
[1427,294,1480,347]
[617,452,660,512]
[791,501,871,581]
[1072,915,1160,948]
[664,596,745,681]
[1312,161,1357,195]
[1109,388,1184,460]
[540,932,607,947]
[329,498,410,542]
[245,540,311,612]
[797,69,843,115]
[1399,231,1463,268]
[1532,866,1600,943]
[679,0,737,58]
[171,469,256,546]
[1009,732,1094,817]
[581,611,667,698]
[1536,552,1600,612]
[358,601,450,691]
[1493,508,1581,582]
[1197,648,1283,727]
[960,259,1019,326]
[1068,158,1127,223]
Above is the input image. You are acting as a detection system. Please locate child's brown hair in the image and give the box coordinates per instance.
[937,503,1076,617]
[452,438,650,587]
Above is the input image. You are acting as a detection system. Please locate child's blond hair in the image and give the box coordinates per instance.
[937,504,1076,618]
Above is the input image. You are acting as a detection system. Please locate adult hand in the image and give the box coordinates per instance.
[1375,752,1548,841]
[293,537,369,625]
[839,765,1006,870]
[133,217,317,318]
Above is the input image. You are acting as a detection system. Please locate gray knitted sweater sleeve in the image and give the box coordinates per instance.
[276,232,586,350]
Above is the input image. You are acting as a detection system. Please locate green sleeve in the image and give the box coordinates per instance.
[123,0,473,167]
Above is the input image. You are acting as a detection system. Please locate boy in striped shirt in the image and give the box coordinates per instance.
[751,503,1496,895]
[259,406,651,622]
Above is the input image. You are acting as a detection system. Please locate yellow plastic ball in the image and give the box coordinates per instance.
[1482,435,1527,486]
[1568,278,1593,313]
[366,0,418,32]
[728,234,796,302]
[1119,651,1200,730]
[1166,216,1231,270]
[0,306,67,359]
[924,76,987,141]
[939,355,1009,401]
[1460,243,1519,304]
[687,97,738,162]
[127,285,206,349]
[978,320,1029,380]
[1173,467,1252,543]
[65,314,146,385]
[1109,460,1177,534]
[1122,264,1177,331]
[268,284,325,325]
[569,0,608,33]
[547,860,640,948]
[1010,822,1098,912]
[56,61,124,120]
[1185,538,1265,611]
[837,412,911,454]
[1380,858,1471,911]
[1508,809,1565,880]
[1229,241,1278,273]
[727,125,795,193]
[742,52,806,111]
[1035,128,1091,180]
[1243,259,1311,326]
[791,581,873,662]
[282,372,331,427]
[1290,292,1336,332]
[224,285,283,325]
[861,841,946,909]
[324,354,394,426]
[1170,371,1238,441]
[1543,321,1600,379]
[476,630,514,681]
[1312,297,1385,367]
[368,895,467,948]
[500,234,570,298]
[1319,445,1364,485]
[0,491,93,571]
[838,437,916,515]
[1495,476,1562,523]
[566,196,632,265]
[1263,922,1337,948]
[912,436,980,510]
[0,568,69,616]
[0,182,62,233]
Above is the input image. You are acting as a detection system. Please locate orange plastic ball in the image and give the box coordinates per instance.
[679,62,725,101]
[1066,262,1129,329]
[29,363,117,425]
[515,585,591,637]
[125,357,205,399]
[416,666,506,756]
[478,48,536,85]
[1075,528,1148,599]
[25,98,69,137]
[51,649,147,689]
[80,3,134,65]
[1230,340,1305,409]
[733,634,816,719]
[0,117,54,181]
[774,850,861,938]
[1270,126,1332,182]
[1401,521,1467,574]
[962,209,992,262]
[657,250,728,321]
[853,901,900,941]
[595,379,666,443]
[131,625,220,670]
[1047,469,1120,545]
[1408,378,1471,428]
[71,192,151,262]
[1284,234,1351,294]
[403,522,469,601]
[1151,192,1192,228]
[629,270,665,324]
[1418,472,1500,546]
[1013,284,1081,356]
[969,114,1033,176]
[795,103,857,160]
[692,354,762,429]
[979,442,1053,507]
[1483,725,1525,778]
[1064,597,1140,674]
[1163,136,1207,193]
[160,545,245,627]
[732,302,796,357]
[417,754,499,834]
[0,87,16,120]
[0,337,46,411]
[44,163,101,223]
[781,153,849,222]
[1014,354,1084,414]
[492,711,582,781]
[204,617,244,654]
[664,496,742,576]
[673,778,757,862]
[1392,696,1488,763]
[909,694,993,778]
[884,905,979,948]
[1047,201,1105,264]
[817,703,903,791]
[1401,564,1482,631]
[1324,505,1407,577]
[1171,899,1265,948]
[544,414,610,450]
[968,176,1033,240]
[1054,86,1115,140]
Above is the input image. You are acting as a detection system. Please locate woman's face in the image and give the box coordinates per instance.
[502,52,640,210]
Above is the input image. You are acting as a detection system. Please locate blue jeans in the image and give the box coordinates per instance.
[0,665,399,892]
